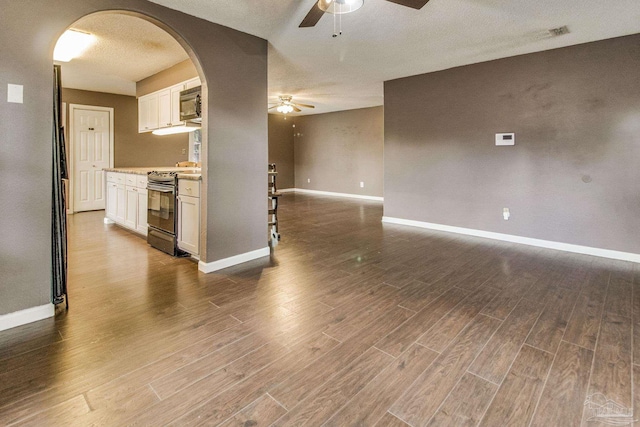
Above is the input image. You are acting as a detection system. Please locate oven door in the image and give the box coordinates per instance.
[147,183,175,234]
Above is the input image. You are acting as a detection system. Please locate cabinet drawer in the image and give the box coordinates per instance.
[136,175,148,189]
[107,172,125,184]
[178,179,200,197]
[125,174,137,186]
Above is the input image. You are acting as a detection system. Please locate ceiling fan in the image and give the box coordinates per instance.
[269,96,315,114]
[300,0,431,28]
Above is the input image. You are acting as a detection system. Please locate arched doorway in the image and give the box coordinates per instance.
[53,11,209,307]
[0,1,268,330]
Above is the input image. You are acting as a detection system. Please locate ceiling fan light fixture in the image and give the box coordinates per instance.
[318,0,364,15]
[277,105,294,114]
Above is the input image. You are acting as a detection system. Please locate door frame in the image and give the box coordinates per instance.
[68,104,114,214]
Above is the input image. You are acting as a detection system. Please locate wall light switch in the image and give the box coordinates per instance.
[7,84,23,104]
[496,133,515,146]
[360,182,364,188]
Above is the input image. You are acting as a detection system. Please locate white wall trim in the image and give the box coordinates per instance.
[382,216,640,263]
[289,188,383,202]
[0,304,55,332]
[68,104,115,214]
[198,247,270,273]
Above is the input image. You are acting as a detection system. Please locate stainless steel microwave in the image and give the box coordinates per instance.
[180,86,201,123]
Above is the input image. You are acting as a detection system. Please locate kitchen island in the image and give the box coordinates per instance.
[103,167,202,257]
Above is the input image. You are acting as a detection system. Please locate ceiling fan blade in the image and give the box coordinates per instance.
[385,0,431,9]
[293,103,315,109]
[299,2,325,28]
[292,106,302,112]
[268,105,279,110]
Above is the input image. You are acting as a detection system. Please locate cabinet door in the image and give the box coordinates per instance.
[185,77,201,90]
[177,194,200,255]
[136,188,148,235]
[147,93,159,130]
[116,184,126,224]
[125,186,138,229]
[170,84,185,126]
[106,182,118,220]
[138,96,148,132]
[158,89,171,128]
[138,93,159,132]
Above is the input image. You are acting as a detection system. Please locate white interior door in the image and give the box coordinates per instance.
[73,108,111,212]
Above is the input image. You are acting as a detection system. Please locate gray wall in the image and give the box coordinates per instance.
[384,34,640,254]
[0,0,267,316]
[62,89,188,167]
[268,114,295,189]
[137,59,198,97]
[294,107,384,197]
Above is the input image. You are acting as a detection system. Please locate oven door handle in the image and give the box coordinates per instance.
[147,184,175,193]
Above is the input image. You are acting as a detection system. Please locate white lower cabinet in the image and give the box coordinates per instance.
[105,173,147,236]
[177,179,200,256]
[116,184,126,224]
[125,186,138,229]
[136,188,148,235]
[106,182,118,221]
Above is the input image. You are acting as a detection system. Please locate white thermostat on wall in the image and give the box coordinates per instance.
[495,133,515,146]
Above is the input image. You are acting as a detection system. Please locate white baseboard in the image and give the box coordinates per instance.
[382,216,640,263]
[290,188,383,202]
[104,217,115,224]
[0,304,55,332]
[278,188,295,193]
[198,247,270,273]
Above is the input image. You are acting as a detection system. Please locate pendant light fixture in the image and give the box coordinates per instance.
[318,0,364,37]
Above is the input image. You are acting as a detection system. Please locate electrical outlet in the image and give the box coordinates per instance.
[307,178,311,183]
[181,148,186,154]
[503,208,510,220]
[360,181,364,188]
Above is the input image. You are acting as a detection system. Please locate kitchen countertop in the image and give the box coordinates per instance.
[104,167,202,181]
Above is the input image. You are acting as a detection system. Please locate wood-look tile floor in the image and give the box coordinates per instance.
[1,193,637,426]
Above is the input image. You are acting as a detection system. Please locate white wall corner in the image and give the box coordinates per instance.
[0,304,55,332]
[381,216,640,264]
[198,247,270,273]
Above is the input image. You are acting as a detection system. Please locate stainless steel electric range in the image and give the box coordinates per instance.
[146,171,185,256]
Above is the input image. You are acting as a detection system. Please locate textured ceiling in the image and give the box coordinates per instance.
[60,1,640,113]
[58,13,188,95]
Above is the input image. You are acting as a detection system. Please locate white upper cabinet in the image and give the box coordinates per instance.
[138,77,199,133]
[138,92,159,133]
[170,84,184,126]
[157,89,172,129]
[185,77,201,90]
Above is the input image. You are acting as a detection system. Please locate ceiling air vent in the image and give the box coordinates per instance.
[548,26,570,37]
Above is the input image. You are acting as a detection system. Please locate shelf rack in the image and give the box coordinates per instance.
[268,163,281,247]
